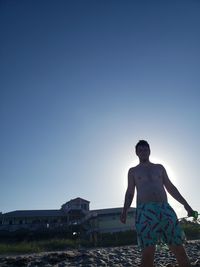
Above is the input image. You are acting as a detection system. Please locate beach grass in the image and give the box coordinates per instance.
[0,238,82,255]
[0,223,199,255]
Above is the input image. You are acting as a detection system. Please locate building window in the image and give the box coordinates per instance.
[9,220,13,225]
[81,204,88,210]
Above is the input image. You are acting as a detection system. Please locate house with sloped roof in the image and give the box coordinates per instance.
[0,198,135,236]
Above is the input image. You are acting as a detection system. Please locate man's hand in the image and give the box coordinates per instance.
[120,209,127,224]
[184,203,194,217]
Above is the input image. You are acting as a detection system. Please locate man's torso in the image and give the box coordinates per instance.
[131,163,168,205]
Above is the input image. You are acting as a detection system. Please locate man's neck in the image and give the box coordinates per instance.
[139,159,151,165]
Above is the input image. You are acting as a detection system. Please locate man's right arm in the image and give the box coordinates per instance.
[162,165,194,216]
[120,168,135,224]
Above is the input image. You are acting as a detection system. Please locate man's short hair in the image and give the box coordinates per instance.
[135,140,150,152]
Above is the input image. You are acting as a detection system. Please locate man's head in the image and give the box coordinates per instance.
[135,140,150,162]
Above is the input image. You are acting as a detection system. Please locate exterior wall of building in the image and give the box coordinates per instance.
[88,211,135,234]
[0,216,68,232]
[2,216,66,225]
[98,213,135,232]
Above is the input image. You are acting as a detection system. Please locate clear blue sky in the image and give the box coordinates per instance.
[1,0,200,218]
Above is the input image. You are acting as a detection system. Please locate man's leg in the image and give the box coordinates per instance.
[169,244,191,267]
[141,245,155,267]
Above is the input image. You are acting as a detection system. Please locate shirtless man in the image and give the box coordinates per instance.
[120,140,194,267]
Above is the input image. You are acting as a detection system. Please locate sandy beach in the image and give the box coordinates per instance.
[0,240,199,266]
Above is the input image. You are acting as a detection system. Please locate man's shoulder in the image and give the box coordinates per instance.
[128,165,139,174]
[153,163,165,170]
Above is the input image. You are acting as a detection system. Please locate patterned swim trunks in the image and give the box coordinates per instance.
[135,202,185,249]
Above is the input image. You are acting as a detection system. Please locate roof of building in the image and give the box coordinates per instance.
[2,207,135,218]
[91,207,135,216]
[3,210,66,218]
[69,197,90,203]
[61,197,90,209]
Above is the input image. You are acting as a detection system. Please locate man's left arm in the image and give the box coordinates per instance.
[162,165,194,216]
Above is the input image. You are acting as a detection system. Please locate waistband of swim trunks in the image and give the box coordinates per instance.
[137,201,169,208]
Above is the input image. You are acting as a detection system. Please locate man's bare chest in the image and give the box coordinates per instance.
[134,167,163,185]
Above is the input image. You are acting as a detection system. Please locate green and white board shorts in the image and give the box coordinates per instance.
[135,202,186,249]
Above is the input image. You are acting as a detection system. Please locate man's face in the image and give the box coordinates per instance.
[136,145,150,161]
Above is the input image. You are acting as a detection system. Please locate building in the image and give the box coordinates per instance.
[0,198,136,238]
